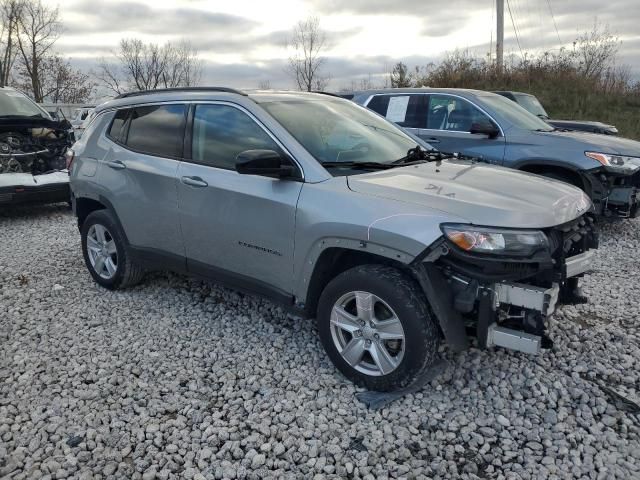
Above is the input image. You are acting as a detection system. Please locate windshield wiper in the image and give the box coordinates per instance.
[321,161,395,170]
[392,146,454,165]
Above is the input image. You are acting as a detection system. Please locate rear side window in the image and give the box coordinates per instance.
[107,109,129,142]
[366,94,426,129]
[125,104,186,158]
[191,104,280,170]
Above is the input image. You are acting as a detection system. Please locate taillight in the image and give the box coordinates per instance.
[65,148,75,170]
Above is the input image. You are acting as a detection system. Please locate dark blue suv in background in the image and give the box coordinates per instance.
[349,88,640,217]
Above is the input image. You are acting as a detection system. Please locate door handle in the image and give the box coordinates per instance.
[181,176,208,188]
[425,138,441,144]
[105,160,126,170]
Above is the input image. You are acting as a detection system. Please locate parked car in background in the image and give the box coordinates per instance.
[351,88,639,217]
[494,91,618,135]
[0,87,74,206]
[69,87,597,391]
[71,107,95,139]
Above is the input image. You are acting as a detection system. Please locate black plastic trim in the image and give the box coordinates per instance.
[0,182,69,206]
[115,87,247,99]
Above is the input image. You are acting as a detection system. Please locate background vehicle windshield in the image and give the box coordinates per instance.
[514,93,549,118]
[481,94,554,131]
[260,99,417,164]
[0,90,49,118]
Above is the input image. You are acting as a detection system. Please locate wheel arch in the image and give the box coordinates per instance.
[74,195,130,244]
[301,244,416,318]
[515,161,587,190]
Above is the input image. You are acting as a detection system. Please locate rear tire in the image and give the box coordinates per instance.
[81,209,144,290]
[317,264,439,392]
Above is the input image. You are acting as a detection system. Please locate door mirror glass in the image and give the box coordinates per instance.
[235,150,300,179]
[470,120,500,138]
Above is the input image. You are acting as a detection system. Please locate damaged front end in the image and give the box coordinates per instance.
[582,153,640,218]
[412,214,598,354]
[0,116,73,205]
[0,117,72,175]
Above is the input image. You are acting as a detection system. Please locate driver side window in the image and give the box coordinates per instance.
[427,95,490,132]
[191,104,280,170]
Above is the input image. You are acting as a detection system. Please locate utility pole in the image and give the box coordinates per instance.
[496,0,504,73]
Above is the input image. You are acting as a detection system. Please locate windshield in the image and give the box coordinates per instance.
[482,94,554,132]
[514,93,549,118]
[0,90,49,118]
[260,98,417,165]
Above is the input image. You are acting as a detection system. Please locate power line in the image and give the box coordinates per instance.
[506,0,524,59]
[546,0,562,44]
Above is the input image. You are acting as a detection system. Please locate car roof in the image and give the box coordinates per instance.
[94,88,346,113]
[347,87,498,97]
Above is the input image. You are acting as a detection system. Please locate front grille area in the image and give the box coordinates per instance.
[546,213,598,280]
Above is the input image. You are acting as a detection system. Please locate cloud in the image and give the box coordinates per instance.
[65,1,256,35]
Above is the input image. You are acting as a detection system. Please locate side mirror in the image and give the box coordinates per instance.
[235,149,300,179]
[470,121,500,139]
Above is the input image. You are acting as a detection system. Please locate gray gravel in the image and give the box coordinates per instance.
[1,204,639,480]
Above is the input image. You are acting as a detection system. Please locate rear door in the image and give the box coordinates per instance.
[419,94,506,164]
[365,94,427,138]
[176,102,303,297]
[100,104,186,260]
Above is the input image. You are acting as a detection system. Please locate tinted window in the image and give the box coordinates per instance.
[107,109,129,142]
[367,94,426,129]
[427,95,491,132]
[191,104,279,170]
[125,104,186,158]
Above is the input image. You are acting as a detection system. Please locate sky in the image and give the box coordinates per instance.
[50,0,640,91]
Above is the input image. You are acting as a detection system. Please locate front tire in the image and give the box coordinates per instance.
[81,210,144,290]
[317,264,439,392]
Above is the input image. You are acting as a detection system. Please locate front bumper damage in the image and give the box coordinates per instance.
[413,214,598,355]
[0,171,69,206]
[584,168,639,218]
[485,248,594,354]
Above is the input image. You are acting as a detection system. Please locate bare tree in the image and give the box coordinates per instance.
[98,38,202,95]
[286,16,329,92]
[15,0,62,102]
[0,0,23,87]
[573,22,619,80]
[258,79,271,89]
[42,55,94,103]
[389,62,413,88]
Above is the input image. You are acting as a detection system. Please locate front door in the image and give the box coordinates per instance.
[177,103,303,297]
[418,94,506,164]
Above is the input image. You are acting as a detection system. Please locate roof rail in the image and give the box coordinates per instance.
[311,90,342,98]
[115,87,247,99]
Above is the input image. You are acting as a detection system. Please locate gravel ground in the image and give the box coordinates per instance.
[1,204,639,480]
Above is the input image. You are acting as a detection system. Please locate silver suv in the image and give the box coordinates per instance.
[69,88,598,391]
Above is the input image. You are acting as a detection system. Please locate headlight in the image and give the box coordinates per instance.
[585,152,640,173]
[441,224,548,256]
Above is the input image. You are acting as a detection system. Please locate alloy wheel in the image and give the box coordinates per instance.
[330,291,406,376]
[86,224,118,280]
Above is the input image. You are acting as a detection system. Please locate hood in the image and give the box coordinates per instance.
[536,129,640,156]
[0,115,72,131]
[347,160,592,229]
[550,119,615,129]
[549,119,617,133]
